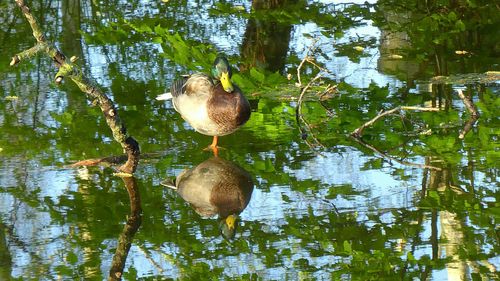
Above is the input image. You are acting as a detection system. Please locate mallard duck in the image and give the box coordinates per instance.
[157,56,251,154]
[162,157,254,240]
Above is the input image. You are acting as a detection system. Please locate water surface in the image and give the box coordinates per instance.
[0,0,498,280]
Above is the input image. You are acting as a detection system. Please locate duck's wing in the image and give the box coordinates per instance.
[170,73,214,98]
[170,76,189,98]
[176,167,218,217]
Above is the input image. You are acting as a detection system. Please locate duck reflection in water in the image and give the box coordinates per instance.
[162,157,254,240]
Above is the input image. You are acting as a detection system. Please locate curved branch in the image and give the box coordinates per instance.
[11,0,140,174]
[108,176,142,281]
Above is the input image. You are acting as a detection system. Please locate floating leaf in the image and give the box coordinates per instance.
[234,5,245,11]
[5,96,18,101]
[113,172,133,178]
[353,46,364,52]
[388,54,403,59]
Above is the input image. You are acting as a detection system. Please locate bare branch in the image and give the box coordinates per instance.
[296,38,319,87]
[297,73,325,150]
[295,38,336,151]
[15,0,45,43]
[10,43,47,66]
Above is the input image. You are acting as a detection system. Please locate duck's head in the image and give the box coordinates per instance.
[218,214,238,240]
[211,56,234,93]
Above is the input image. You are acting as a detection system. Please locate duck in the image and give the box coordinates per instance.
[157,56,251,154]
[162,157,254,240]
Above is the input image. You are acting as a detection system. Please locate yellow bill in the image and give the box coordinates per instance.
[225,214,237,230]
[220,71,234,93]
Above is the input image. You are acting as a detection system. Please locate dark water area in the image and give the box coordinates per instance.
[0,0,498,280]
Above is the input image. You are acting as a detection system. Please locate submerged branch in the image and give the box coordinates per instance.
[69,152,162,169]
[456,89,480,139]
[456,89,479,117]
[458,115,479,140]
[108,176,142,281]
[351,89,482,140]
[69,155,129,168]
[11,0,140,173]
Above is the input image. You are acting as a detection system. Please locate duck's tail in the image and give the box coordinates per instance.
[156,92,173,101]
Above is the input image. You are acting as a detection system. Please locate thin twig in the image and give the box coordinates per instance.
[297,73,325,150]
[136,245,166,274]
[351,106,440,138]
[295,38,335,151]
[295,110,325,153]
[306,57,333,76]
[296,56,307,87]
[296,38,319,87]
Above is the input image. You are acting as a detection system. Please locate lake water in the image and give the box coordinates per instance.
[0,0,498,280]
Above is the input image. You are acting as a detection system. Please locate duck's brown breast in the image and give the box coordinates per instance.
[207,84,251,135]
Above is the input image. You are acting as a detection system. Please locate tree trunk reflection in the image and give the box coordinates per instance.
[240,0,297,72]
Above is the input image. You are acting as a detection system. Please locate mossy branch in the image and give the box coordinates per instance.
[11,0,140,174]
[10,42,48,65]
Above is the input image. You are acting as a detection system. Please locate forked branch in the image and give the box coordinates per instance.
[295,40,337,150]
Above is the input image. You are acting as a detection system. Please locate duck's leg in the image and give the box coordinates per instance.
[211,135,219,147]
[210,136,219,156]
